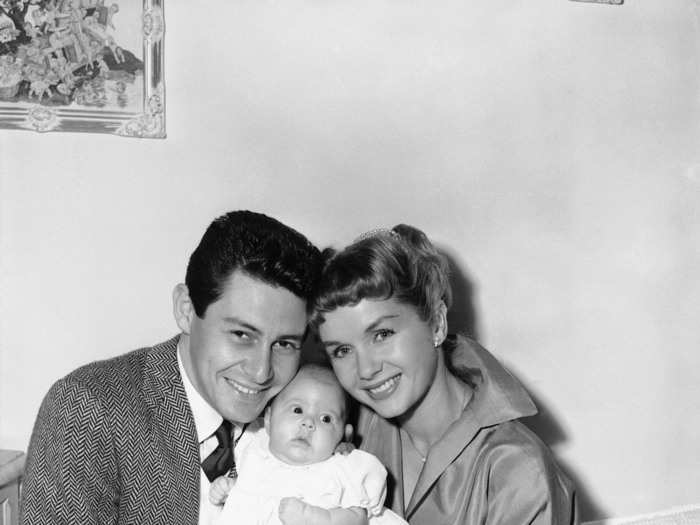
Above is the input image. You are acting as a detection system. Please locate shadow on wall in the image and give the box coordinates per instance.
[441,250,481,340]
[521,389,609,521]
[442,249,608,522]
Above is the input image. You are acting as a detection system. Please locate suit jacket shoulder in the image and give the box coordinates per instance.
[21,336,201,525]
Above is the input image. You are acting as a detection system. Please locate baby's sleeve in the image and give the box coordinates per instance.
[335,449,388,517]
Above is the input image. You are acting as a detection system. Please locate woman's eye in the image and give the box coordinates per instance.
[320,415,332,424]
[374,329,394,342]
[292,406,303,414]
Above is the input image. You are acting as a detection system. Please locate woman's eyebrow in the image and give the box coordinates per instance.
[365,314,400,333]
[320,314,400,348]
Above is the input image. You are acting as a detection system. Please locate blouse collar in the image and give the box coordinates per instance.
[405,335,537,514]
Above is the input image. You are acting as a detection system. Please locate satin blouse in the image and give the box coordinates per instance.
[355,335,579,525]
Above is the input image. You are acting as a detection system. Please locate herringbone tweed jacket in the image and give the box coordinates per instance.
[21,336,201,525]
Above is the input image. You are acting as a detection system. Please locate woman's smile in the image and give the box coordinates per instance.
[365,373,401,400]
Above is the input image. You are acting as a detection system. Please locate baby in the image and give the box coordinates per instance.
[212,364,406,525]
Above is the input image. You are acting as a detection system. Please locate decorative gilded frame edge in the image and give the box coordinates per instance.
[0,0,165,138]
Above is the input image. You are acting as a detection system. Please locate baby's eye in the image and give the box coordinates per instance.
[292,406,303,414]
[273,340,300,354]
[374,329,394,342]
[320,414,333,424]
[330,346,351,359]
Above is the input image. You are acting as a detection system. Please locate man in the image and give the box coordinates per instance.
[20,211,322,525]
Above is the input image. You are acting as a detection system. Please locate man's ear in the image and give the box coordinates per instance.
[432,300,448,348]
[173,283,195,334]
[263,406,272,435]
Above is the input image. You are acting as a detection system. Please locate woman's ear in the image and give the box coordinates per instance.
[432,301,448,348]
[173,283,195,334]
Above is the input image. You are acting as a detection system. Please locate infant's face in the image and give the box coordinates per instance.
[265,371,345,465]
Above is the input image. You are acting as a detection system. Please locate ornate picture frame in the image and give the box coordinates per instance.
[0,0,164,138]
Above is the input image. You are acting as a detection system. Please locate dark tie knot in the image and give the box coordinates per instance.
[201,420,234,482]
[214,420,233,447]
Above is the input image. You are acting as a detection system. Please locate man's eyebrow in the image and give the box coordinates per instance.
[221,317,261,334]
[223,317,305,341]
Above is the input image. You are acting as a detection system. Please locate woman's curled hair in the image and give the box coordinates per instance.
[311,224,452,327]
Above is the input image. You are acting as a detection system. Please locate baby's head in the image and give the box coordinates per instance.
[264,364,348,466]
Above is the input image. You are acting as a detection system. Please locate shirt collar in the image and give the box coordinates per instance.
[177,339,223,444]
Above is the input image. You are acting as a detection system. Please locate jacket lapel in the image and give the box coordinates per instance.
[143,336,200,524]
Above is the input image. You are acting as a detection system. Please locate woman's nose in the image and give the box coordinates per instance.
[356,349,381,380]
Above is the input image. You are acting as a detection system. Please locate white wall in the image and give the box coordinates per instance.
[2,0,699,520]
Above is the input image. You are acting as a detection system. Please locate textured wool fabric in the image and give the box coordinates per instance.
[21,336,201,525]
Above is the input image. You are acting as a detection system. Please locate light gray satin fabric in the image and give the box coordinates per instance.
[355,336,579,525]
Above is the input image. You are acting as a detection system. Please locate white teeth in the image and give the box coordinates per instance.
[369,376,398,394]
[228,380,261,396]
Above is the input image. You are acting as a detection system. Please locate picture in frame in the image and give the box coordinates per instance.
[0,0,164,138]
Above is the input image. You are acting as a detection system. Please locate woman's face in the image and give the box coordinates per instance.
[318,298,439,419]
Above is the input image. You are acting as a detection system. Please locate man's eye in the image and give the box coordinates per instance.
[330,346,351,359]
[374,329,394,342]
[292,406,303,414]
[231,331,250,341]
[273,340,300,353]
[320,415,332,424]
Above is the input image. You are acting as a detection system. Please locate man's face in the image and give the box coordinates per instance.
[179,271,307,425]
[265,371,346,465]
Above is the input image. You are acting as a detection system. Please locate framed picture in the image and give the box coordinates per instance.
[0,0,164,138]
[569,0,623,4]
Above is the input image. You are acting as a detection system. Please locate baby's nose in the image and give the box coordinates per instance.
[300,418,315,431]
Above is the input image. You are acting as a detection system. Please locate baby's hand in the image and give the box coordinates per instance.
[208,475,236,506]
[333,441,355,455]
[333,423,355,455]
[278,497,309,525]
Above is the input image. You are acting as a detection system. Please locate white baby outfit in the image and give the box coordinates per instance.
[215,425,406,525]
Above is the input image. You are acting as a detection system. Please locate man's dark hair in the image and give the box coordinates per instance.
[185,210,321,317]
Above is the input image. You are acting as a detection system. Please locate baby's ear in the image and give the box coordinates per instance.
[263,406,272,434]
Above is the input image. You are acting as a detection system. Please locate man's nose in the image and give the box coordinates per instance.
[245,346,273,384]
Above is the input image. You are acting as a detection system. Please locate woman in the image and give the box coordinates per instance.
[311,225,578,524]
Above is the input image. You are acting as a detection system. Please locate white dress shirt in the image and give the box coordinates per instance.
[177,343,243,525]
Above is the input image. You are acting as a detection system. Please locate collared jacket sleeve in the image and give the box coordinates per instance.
[21,376,119,525]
